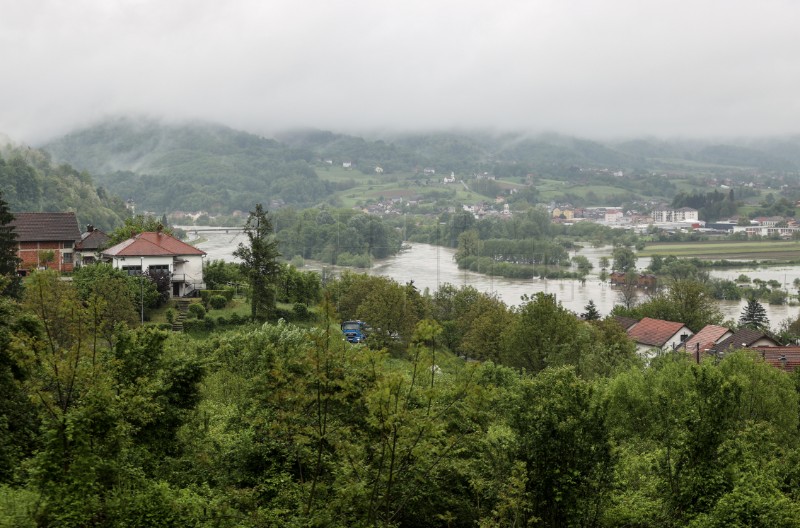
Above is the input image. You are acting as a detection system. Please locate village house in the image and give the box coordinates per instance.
[74,224,110,266]
[709,328,781,355]
[625,317,693,359]
[102,230,206,297]
[750,346,800,372]
[682,324,734,359]
[10,212,82,274]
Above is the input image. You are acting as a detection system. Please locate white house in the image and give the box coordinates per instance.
[626,317,693,360]
[102,231,206,297]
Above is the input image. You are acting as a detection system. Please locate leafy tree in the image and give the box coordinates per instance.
[234,204,281,322]
[739,298,770,331]
[633,280,724,332]
[512,367,614,526]
[107,214,173,246]
[501,293,585,372]
[612,246,637,272]
[202,259,243,291]
[0,191,20,298]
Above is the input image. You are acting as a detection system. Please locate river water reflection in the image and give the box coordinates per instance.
[192,229,800,326]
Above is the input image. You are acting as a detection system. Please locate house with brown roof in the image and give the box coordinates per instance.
[710,328,780,355]
[74,224,110,266]
[102,230,206,297]
[9,212,81,273]
[626,317,693,358]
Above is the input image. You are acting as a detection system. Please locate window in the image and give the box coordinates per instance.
[63,252,73,264]
[121,265,142,275]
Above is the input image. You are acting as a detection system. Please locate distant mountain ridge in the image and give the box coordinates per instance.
[41,117,800,214]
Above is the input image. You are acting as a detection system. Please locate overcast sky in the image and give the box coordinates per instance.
[2,0,799,143]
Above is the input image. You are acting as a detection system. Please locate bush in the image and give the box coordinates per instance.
[229,313,242,325]
[216,316,228,326]
[209,295,227,310]
[292,302,309,321]
[165,308,175,324]
[204,317,216,330]
[187,303,206,320]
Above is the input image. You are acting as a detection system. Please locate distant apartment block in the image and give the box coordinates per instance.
[651,207,699,223]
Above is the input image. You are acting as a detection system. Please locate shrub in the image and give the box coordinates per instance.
[204,317,216,330]
[209,295,227,310]
[188,303,206,320]
[216,316,228,326]
[292,302,309,321]
[229,313,242,325]
[165,308,176,325]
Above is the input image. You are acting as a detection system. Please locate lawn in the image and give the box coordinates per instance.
[639,240,800,261]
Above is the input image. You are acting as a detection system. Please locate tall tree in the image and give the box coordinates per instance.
[234,204,281,322]
[0,191,21,298]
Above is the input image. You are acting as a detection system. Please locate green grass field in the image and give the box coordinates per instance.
[639,240,800,260]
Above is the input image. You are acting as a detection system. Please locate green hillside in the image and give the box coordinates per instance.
[0,145,129,230]
[41,118,800,215]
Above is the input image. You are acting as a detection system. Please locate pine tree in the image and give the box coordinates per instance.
[739,298,769,331]
[0,191,21,298]
[582,300,601,321]
[234,204,281,322]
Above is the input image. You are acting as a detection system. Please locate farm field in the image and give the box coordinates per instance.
[639,240,800,261]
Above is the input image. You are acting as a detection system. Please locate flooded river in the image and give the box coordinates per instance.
[191,229,800,326]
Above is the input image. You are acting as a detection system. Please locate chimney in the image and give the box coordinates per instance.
[86,224,94,232]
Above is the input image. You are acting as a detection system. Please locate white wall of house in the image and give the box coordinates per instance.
[635,327,693,359]
[109,255,205,296]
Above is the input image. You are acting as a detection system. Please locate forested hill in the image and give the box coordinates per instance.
[41,117,800,215]
[42,118,329,215]
[0,145,129,230]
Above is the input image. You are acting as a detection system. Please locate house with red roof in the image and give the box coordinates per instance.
[682,325,733,360]
[626,317,693,358]
[750,346,800,372]
[102,230,206,297]
[9,212,82,273]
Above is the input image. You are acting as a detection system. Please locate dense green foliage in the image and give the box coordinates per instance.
[0,146,128,230]
[0,192,21,298]
[272,207,403,264]
[3,266,800,526]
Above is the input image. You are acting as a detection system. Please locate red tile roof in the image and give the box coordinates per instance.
[102,231,205,257]
[683,325,731,353]
[627,317,690,347]
[750,346,800,372]
[9,212,81,242]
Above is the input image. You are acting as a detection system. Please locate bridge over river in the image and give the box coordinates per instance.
[180,226,245,235]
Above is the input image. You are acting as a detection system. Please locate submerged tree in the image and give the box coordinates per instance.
[739,297,769,331]
[234,203,281,322]
[582,300,601,321]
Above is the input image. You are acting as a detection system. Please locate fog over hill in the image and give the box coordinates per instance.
[3,2,800,143]
[36,116,800,215]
